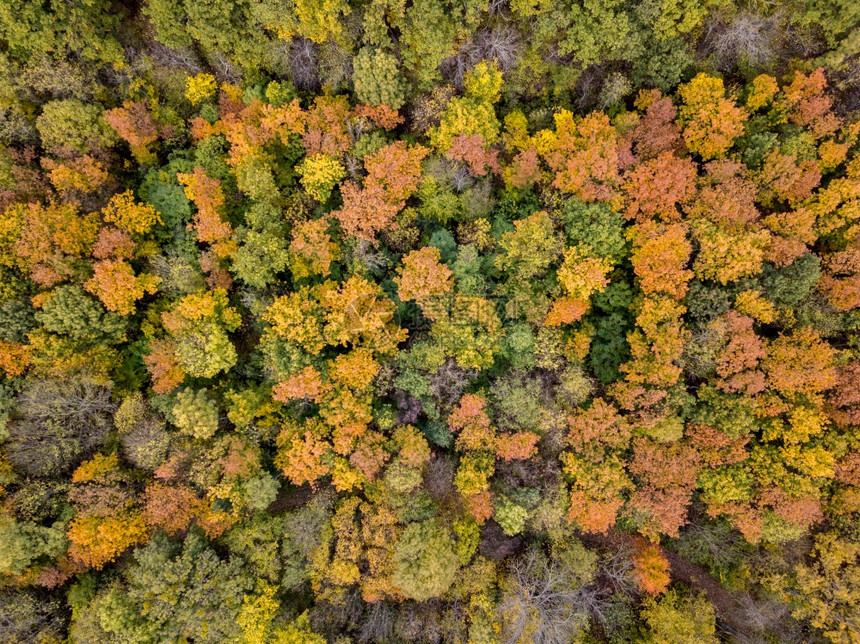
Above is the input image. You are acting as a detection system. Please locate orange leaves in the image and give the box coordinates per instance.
[629,221,692,299]
[543,297,589,327]
[712,312,766,396]
[562,451,631,534]
[142,483,204,536]
[67,513,148,570]
[272,365,326,403]
[504,146,542,190]
[539,110,621,202]
[781,69,841,140]
[566,398,631,454]
[449,393,495,452]
[395,246,453,310]
[632,542,671,595]
[353,103,404,130]
[85,259,159,315]
[42,154,110,195]
[103,101,165,164]
[544,245,611,327]
[623,152,697,222]
[764,327,838,400]
[333,182,399,245]
[495,431,539,461]
[7,201,99,286]
[628,91,682,160]
[289,218,340,280]
[333,142,428,243]
[629,438,701,538]
[302,95,353,157]
[0,340,30,376]
[756,149,821,207]
[275,421,332,487]
[177,167,233,254]
[143,338,186,394]
[445,133,500,177]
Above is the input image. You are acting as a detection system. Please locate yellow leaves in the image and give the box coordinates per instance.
[71,453,119,484]
[780,444,835,479]
[463,60,503,104]
[430,63,502,150]
[502,110,531,151]
[185,73,218,105]
[0,203,23,266]
[237,583,279,644]
[818,139,849,172]
[330,457,365,492]
[101,190,162,235]
[318,276,407,355]
[746,74,779,112]
[734,290,777,324]
[297,154,347,202]
[67,512,149,569]
[557,246,612,300]
[163,288,241,333]
[691,219,770,285]
[294,0,351,44]
[264,287,327,354]
[678,73,747,160]
[328,348,379,390]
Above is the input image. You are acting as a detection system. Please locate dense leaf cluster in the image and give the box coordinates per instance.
[1,0,859,642]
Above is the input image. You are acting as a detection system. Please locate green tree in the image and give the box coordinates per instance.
[36,99,116,154]
[102,531,255,643]
[393,519,460,600]
[171,388,219,440]
[35,284,126,345]
[353,47,408,109]
[638,590,719,644]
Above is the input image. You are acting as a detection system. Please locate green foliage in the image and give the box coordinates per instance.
[638,590,719,644]
[36,99,115,154]
[353,47,408,109]
[35,284,126,344]
[104,531,255,642]
[495,496,529,536]
[561,198,627,264]
[393,519,460,600]
[2,6,859,642]
[171,388,219,439]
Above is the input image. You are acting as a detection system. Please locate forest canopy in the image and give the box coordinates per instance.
[0,0,859,642]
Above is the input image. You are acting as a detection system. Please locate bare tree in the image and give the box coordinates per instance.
[699,11,778,72]
[358,602,396,643]
[289,38,320,91]
[498,550,591,644]
[442,28,521,88]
